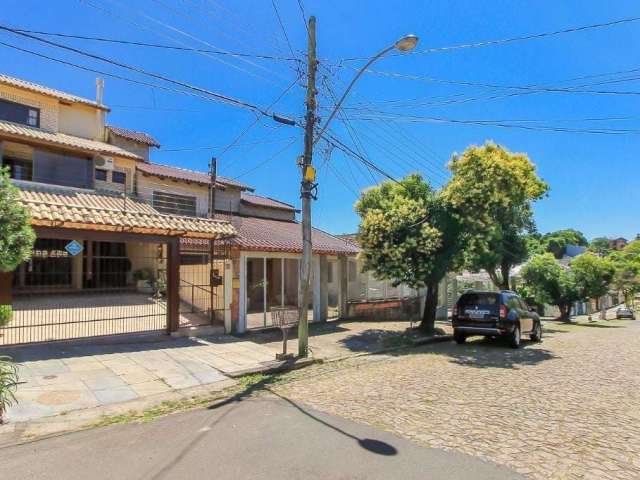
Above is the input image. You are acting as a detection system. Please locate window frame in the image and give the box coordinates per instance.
[111,170,126,185]
[152,190,198,217]
[94,168,107,182]
[0,99,40,128]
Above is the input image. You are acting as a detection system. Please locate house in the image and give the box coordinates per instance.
[610,237,628,251]
[0,73,357,346]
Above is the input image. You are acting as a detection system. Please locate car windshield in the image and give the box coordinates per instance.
[459,293,500,307]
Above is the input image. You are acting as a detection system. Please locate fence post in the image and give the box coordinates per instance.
[339,256,348,318]
[167,238,180,333]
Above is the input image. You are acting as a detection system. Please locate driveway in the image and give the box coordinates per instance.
[273,318,640,479]
[0,396,523,480]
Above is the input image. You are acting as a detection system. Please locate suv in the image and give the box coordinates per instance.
[452,290,542,348]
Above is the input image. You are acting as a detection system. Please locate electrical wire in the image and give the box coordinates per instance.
[270,0,297,60]
[10,28,301,61]
[0,25,277,117]
[339,15,640,61]
[232,138,298,179]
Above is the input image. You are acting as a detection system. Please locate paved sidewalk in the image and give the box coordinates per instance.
[2,335,276,422]
[1,319,439,425]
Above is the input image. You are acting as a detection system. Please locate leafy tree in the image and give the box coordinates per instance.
[609,240,640,305]
[541,229,588,259]
[0,167,35,273]
[444,142,548,290]
[356,174,464,332]
[521,253,580,321]
[588,237,613,257]
[570,253,615,302]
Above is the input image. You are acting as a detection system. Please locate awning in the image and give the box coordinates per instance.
[16,180,236,239]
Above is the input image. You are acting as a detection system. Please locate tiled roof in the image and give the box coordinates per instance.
[0,120,143,160]
[0,74,109,111]
[15,180,236,239]
[241,193,298,212]
[136,162,253,191]
[107,126,160,147]
[336,233,359,246]
[227,215,360,255]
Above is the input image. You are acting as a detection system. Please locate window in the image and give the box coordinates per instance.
[111,171,126,184]
[3,156,33,181]
[95,169,107,181]
[0,99,40,127]
[153,191,197,216]
[180,253,209,265]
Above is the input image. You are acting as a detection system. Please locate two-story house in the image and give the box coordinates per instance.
[0,74,358,346]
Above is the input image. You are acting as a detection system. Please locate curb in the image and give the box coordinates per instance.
[225,357,320,378]
[410,334,453,347]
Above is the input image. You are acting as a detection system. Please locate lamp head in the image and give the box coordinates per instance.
[394,34,419,52]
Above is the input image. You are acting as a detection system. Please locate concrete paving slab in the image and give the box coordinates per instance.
[93,386,138,405]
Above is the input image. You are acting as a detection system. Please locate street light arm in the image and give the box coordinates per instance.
[313,44,396,144]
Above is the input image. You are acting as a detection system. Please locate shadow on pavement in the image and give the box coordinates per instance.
[382,336,557,369]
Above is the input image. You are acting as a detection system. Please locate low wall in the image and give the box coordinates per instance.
[345,297,422,321]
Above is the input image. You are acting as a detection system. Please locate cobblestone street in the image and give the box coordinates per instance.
[274,319,640,480]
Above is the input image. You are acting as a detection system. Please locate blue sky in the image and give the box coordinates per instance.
[1,0,639,240]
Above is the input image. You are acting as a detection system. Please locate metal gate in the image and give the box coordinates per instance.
[178,238,229,329]
[0,238,168,346]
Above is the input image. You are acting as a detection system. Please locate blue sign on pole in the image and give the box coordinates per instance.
[65,240,84,257]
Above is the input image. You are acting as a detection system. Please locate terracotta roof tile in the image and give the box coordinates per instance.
[0,74,108,111]
[15,181,235,239]
[107,126,160,147]
[0,121,142,160]
[241,193,298,212]
[136,162,253,191]
[225,215,359,255]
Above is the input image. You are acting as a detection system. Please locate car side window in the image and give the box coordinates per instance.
[506,296,519,310]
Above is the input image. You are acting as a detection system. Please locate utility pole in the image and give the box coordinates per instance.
[208,157,217,218]
[298,15,317,358]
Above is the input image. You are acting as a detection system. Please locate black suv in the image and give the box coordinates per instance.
[452,290,542,348]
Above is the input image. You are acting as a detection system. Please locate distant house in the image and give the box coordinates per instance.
[610,237,628,251]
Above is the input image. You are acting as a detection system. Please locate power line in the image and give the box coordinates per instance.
[232,138,297,179]
[340,15,640,61]
[349,113,640,135]
[0,25,278,117]
[10,28,301,61]
[159,136,297,153]
[270,0,297,60]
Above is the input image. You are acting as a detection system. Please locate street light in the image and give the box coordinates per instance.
[297,27,419,358]
[314,33,420,144]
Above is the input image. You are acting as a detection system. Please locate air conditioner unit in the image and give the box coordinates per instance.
[94,155,115,170]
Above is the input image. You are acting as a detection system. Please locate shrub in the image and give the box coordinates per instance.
[0,305,11,327]
[0,356,19,423]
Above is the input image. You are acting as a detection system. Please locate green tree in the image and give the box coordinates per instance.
[609,240,640,306]
[521,253,580,321]
[444,142,549,290]
[0,167,35,273]
[356,174,464,332]
[588,237,613,257]
[541,229,588,259]
[570,253,615,302]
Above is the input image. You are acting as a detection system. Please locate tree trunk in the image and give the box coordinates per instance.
[420,282,439,334]
[558,303,571,322]
[500,262,511,290]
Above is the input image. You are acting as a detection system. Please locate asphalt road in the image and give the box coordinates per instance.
[0,394,523,480]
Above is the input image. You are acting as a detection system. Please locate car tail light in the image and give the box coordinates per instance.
[452,304,458,317]
[499,305,507,319]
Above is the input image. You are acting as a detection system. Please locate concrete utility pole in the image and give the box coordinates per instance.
[298,15,318,358]
[209,157,217,218]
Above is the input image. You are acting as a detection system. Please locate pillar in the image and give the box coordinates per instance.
[339,256,348,319]
[166,238,180,333]
[0,272,12,305]
[72,252,83,290]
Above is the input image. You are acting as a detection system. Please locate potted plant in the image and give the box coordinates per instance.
[0,356,18,424]
[133,269,154,294]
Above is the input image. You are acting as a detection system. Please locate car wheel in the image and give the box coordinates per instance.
[453,330,466,344]
[509,325,521,349]
[530,321,542,342]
